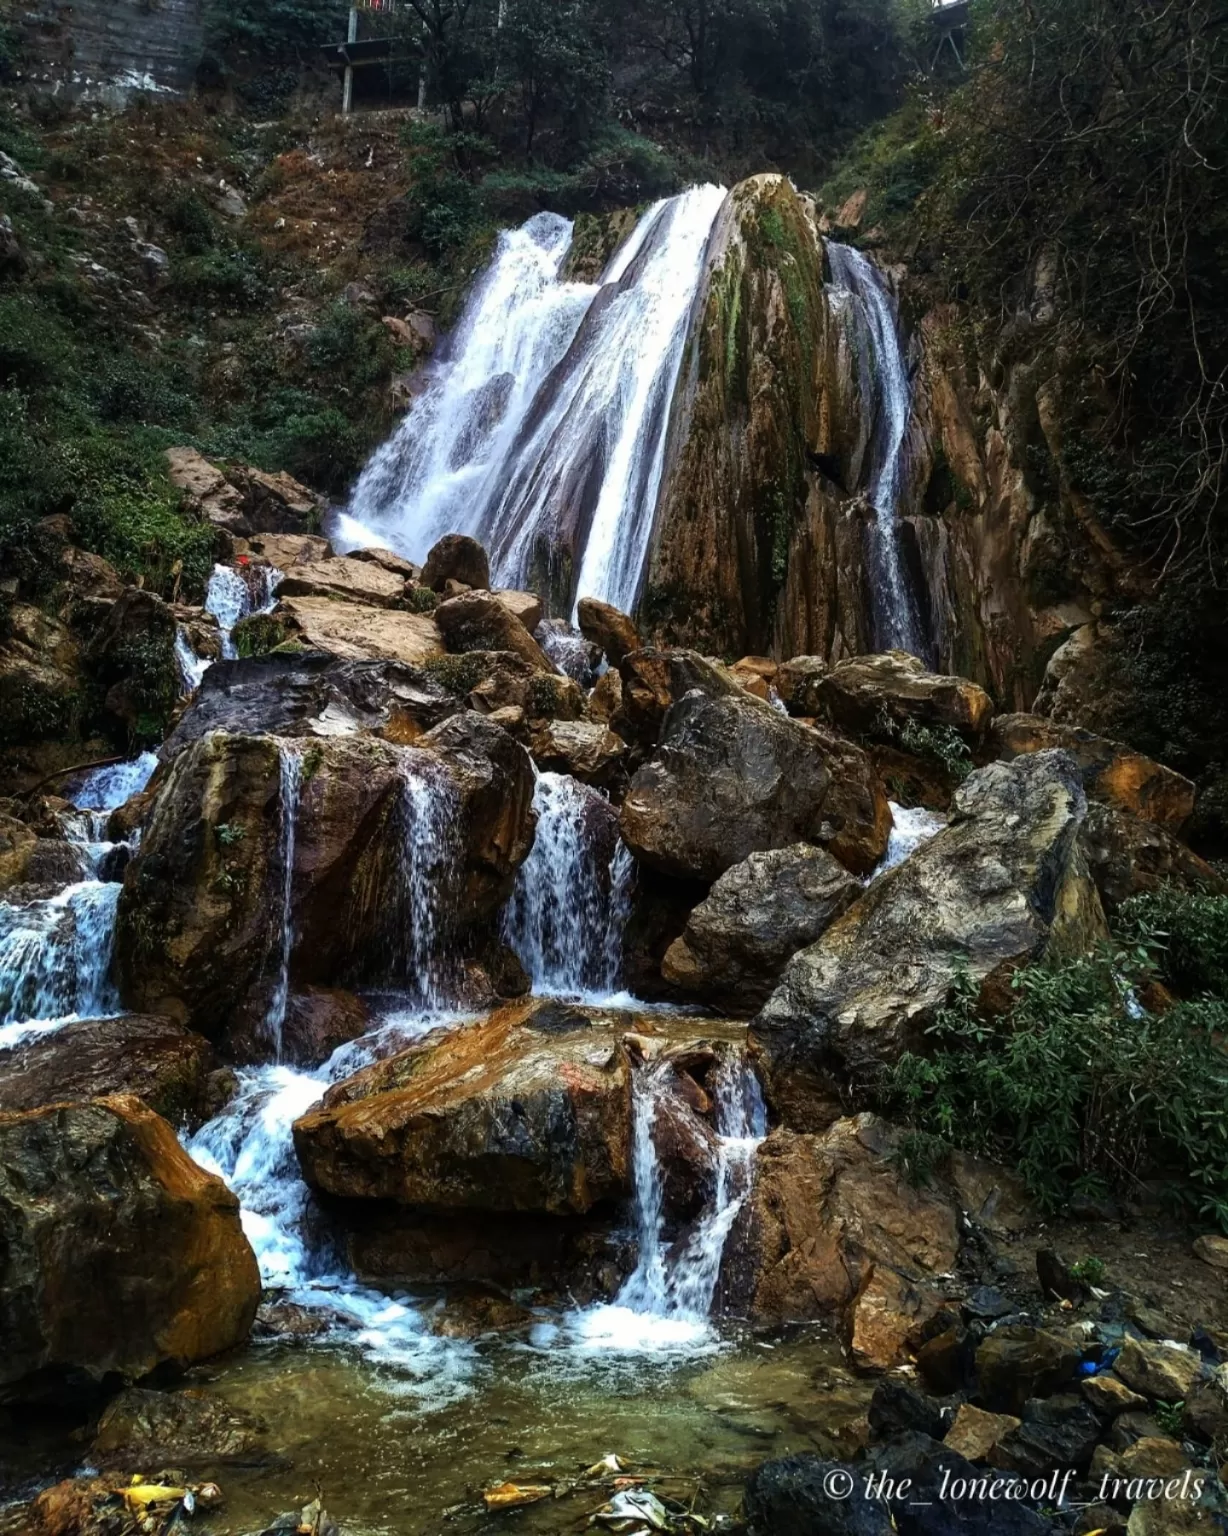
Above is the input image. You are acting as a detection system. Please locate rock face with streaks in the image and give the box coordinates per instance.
[620,688,890,882]
[662,844,861,1010]
[720,1116,961,1369]
[115,716,535,1047]
[751,751,1107,1128]
[0,1096,259,1400]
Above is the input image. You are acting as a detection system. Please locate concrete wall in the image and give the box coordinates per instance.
[14,0,206,102]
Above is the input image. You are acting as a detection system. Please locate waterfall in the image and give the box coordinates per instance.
[573,1053,766,1352]
[185,1023,477,1401]
[0,881,122,1046]
[339,186,727,617]
[503,772,632,1002]
[206,563,254,660]
[70,752,158,815]
[826,242,926,659]
[871,801,947,880]
[264,744,303,1060]
[394,752,463,1009]
[173,561,285,686]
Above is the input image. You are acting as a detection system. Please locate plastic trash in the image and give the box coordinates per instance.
[593,1489,670,1532]
[484,1482,553,1510]
[582,1454,626,1479]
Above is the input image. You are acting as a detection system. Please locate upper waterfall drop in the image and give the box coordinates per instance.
[338,186,727,617]
[826,241,927,659]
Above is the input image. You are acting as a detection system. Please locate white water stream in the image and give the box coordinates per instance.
[503,772,634,1002]
[339,186,726,617]
[827,242,927,659]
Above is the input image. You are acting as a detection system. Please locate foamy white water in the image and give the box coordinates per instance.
[342,187,727,617]
[0,880,122,1042]
[827,243,925,658]
[503,772,633,1001]
[872,801,947,879]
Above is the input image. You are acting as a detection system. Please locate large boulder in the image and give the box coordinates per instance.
[86,587,181,734]
[275,556,407,608]
[158,651,461,761]
[1080,802,1226,913]
[274,595,444,665]
[721,1117,960,1369]
[166,448,323,536]
[750,751,1108,1127]
[0,1095,259,1399]
[0,1016,215,1129]
[662,844,861,1010]
[614,647,740,745]
[991,713,1195,830]
[577,597,641,668]
[90,1385,270,1470]
[620,689,889,882]
[819,652,994,741]
[293,1002,633,1215]
[528,719,628,787]
[435,591,553,671]
[116,719,535,1043]
[422,533,491,592]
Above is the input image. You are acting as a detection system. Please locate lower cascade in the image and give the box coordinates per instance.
[503,771,633,1001]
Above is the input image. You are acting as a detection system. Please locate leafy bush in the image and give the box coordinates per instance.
[1117,887,1228,1000]
[890,949,1228,1229]
[232,612,287,657]
[172,248,267,309]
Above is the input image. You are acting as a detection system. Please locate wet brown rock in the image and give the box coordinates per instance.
[805,722,894,875]
[614,647,739,745]
[159,651,461,761]
[91,1386,269,1468]
[282,988,370,1068]
[975,1327,1081,1414]
[751,752,1107,1124]
[588,666,623,725]
[422,533,491,592]
[0,604,86,772]
[0,1016,215,1129]
[87,587,180,732]
[1115,1337,1203,1402]
[242,532,332,568]
[347,545,419,580]
[494,589,543,631]
[719,1116,959,1368]
[528,719,628,787]
[1193,1234,1228,1270]
[662,844,860,1010]
[456,652,586,720]
[819,651,994,741]
[577,597,640,668]
[293,1002,633,1215]
[436,591,553,671]
[0,1095,259,1397]
[59,546,124,601]
[1083,1374,1148,1416]
[993,714,1195,830]
[0,814,41,890]
[621,690,888,883]
[776,656,829,718]
[944,1403,1021,1462]
[275,556,407,608]
[166,445,246,532]
[275,595,444,665]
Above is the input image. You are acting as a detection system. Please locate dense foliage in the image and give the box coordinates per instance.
[891,888,1228,1230]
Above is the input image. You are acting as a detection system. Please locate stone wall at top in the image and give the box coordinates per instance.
[12,0,206,103]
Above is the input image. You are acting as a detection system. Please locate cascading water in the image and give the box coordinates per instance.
[574,1053,766,1353]
[176,562,285,688]
[185,1021,478,1401]
[340,186,727,617]
[871,801,947,880]
[263,745,303,1060]
[0,881,122,1046]
[826,242,927,659]
[394,752,463,1009]
[503,772,633,1001]
[70,752,159,817]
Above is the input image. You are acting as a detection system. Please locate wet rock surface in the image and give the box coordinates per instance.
[750,751,1107,1124]
[0,1015,214,1127]
[662,843,861,1010]
[820,651,994,741]
[0,1095,259,1399]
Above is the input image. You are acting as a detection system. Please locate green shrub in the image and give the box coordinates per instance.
[232,612,286,657]
[172,248,267,309]
[890,950,1228,1229]
[1117,886,1228,1000]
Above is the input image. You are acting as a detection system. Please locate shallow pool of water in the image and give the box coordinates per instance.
[195,1325,868,1536]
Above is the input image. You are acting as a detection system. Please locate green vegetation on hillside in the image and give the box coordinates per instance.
[892,887,1228,1230]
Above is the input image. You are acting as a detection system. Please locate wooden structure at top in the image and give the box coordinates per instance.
[322,0,402,113]
[929,0,970,71]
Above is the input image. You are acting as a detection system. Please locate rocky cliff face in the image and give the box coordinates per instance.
[643,176,1123,720]
[13,0,206,102]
